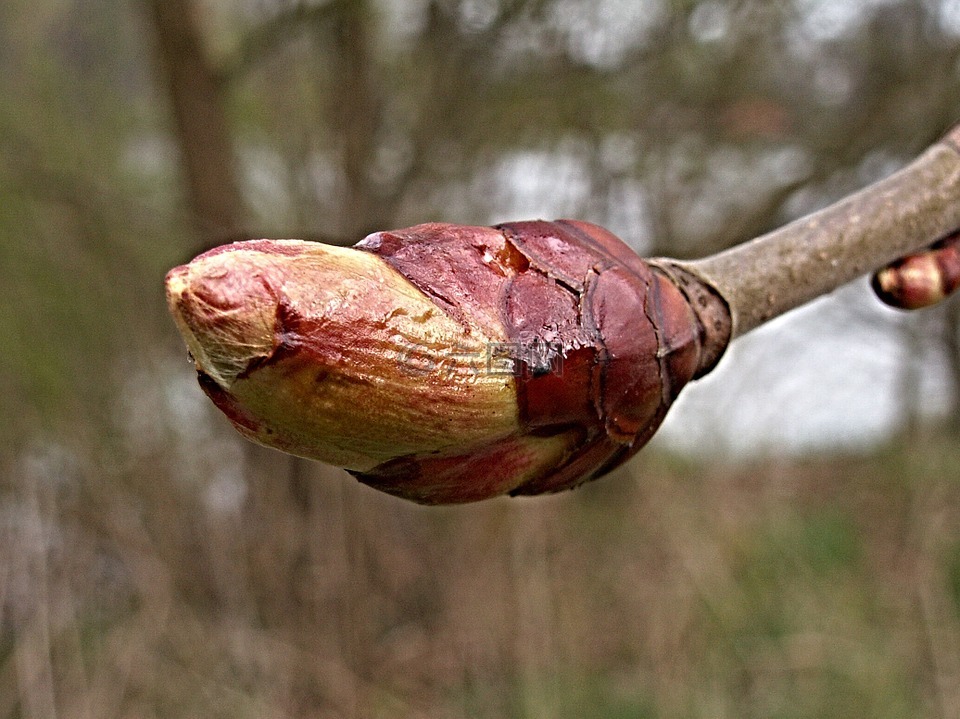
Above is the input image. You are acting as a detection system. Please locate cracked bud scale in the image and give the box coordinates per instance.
[165,220,730,504]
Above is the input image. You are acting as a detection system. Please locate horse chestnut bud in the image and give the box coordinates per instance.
[165,220,730,504]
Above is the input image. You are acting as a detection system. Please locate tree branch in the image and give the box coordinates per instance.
[215,2,338,85]
[676,125,960,338]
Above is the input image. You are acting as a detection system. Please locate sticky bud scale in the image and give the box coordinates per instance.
[165,221,730,504]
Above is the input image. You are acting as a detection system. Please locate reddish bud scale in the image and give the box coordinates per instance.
[353,220,729,500]
[872,230,960,310]
[166,221,731,504]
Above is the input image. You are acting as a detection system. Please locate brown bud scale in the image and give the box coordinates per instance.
[166,221,731,504]
[354,220,730,500]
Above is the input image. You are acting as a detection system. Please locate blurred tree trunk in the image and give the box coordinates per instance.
[145,0,245,240]
[144,0,316,615]
[329,0,382,236]
[145,5,377,708]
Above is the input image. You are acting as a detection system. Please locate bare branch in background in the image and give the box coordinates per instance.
[215,1,339,85]
[683,126,960,337]
[145,0,245,240]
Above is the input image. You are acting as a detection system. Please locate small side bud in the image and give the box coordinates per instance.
[166,222,731,504]
[872,230,960,310]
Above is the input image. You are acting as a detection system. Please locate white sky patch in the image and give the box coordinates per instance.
[486,145,593,220]
[940,0,960,36]
[655,283,953,457]
[549,0,667,68]
[121,133,177,181]
[116,357,251,514]
[793,0,897,42]
[689,0,730,44]
[202,442,248,515]
[375,0,430,48]
[813,62,855,106]
[240,144,294,225]
[458,0,500,33]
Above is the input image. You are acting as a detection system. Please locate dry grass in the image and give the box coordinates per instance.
[2,427,960,718]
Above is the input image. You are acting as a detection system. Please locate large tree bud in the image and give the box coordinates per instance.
[165,221,730,504]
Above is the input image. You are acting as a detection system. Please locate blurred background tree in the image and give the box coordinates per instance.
[3,0,960,716]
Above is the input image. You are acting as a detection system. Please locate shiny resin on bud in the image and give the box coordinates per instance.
[166,221,731,504]
[872,230,960,310]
